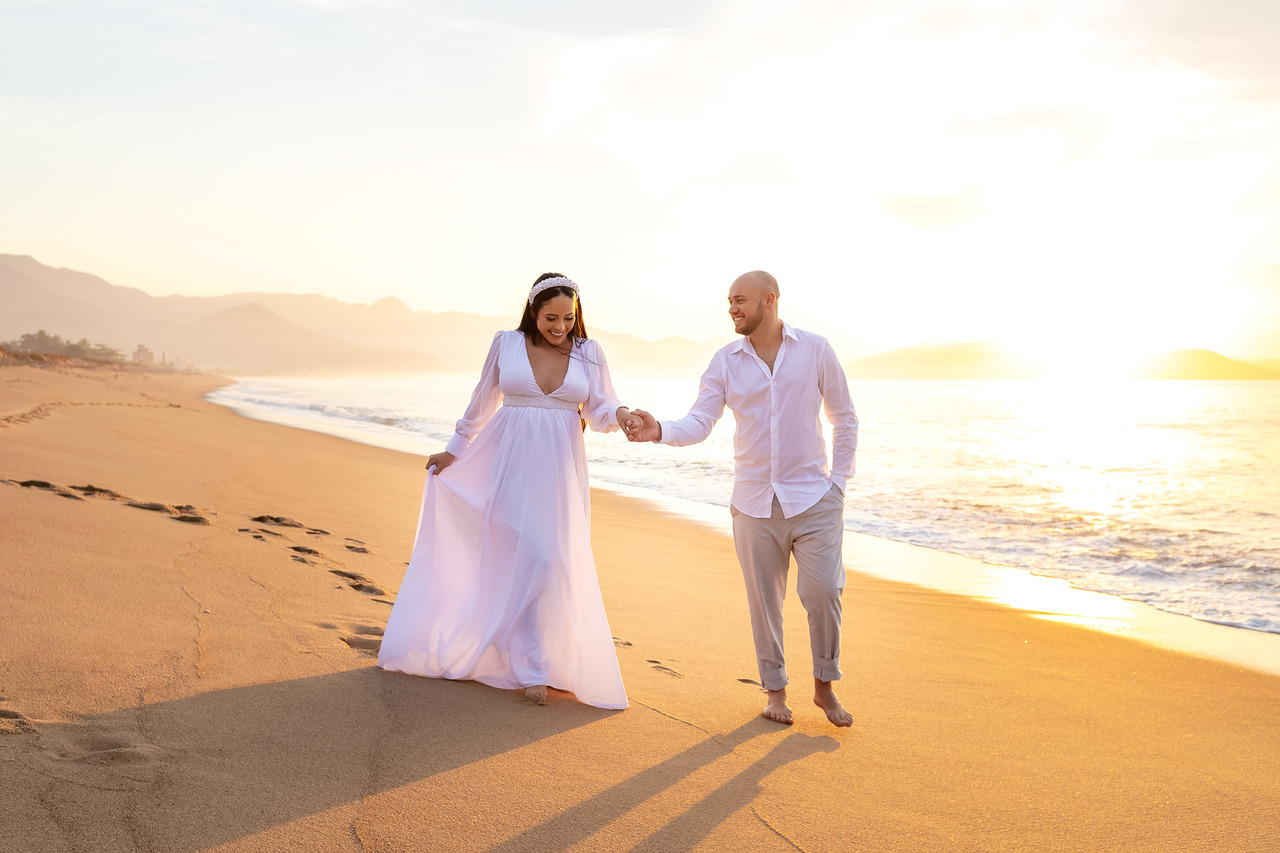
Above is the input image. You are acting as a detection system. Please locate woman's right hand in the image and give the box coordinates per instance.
[426,451,456,474]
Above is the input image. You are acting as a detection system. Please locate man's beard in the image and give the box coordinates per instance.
[735,301,765,336]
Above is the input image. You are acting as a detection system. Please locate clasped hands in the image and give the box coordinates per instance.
[621,409,660,443]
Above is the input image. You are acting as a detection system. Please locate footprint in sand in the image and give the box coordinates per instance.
[340,624,385,654]
[251,515,305,528]
[242,513,389,600]
[126,500,174,513]
[646,659,683,678]
[315,622,384,655]
[341,635,382,653]
[14,478,210,522]
[0,402,57,427]
[125,501,210,525]
[0,708,36,735]
[613,637,633,647]
[171,513,209,525]
[71,484,123,499]
[17,479,82,500]
[41,725,164,768]
[329,569,386,597]
[738,678,762,687]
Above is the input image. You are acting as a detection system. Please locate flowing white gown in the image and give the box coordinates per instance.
[378,330,628,709]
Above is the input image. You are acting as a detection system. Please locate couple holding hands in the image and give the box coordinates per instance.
[378,270,858,727]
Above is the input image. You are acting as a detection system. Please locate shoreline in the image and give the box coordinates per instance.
[4,362,1278,852]
[594,480,1280,678]
[209,378,1280,678]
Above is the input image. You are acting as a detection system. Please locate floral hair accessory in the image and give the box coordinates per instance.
[528,276,579,304]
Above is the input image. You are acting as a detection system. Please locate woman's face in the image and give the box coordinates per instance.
[536,293,577,348]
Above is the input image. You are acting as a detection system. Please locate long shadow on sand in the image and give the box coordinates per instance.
[7,668,837,851]
[487,717,838,852]
[10,667,603,851]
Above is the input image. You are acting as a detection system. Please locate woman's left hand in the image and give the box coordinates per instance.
[426,450,456,474]
[619,407,643,439]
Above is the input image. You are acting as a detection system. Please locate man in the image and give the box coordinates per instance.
[629,270,857,727]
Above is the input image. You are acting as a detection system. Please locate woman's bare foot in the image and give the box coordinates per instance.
[762,688,793,725]
[519,685,549,705]
[813,679,852,727]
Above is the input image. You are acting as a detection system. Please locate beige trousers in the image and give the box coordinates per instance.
[731,486,846,691]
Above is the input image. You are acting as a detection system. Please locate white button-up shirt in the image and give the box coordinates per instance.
[659,323,858,519]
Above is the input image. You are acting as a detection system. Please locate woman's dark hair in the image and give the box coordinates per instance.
[516,272,588,345]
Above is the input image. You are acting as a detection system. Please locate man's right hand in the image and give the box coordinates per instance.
[426,451,456,473]
[628,409,661,442]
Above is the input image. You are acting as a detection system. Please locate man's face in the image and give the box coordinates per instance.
[728,280,766,336]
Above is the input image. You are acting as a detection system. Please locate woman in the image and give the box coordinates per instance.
[378,273,636,709]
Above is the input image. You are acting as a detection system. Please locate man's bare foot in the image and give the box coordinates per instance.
[761,688,793,725]
[813,679,852,727]
[519,685,548,705]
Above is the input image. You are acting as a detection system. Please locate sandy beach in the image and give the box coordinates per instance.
[2,361,1278,852]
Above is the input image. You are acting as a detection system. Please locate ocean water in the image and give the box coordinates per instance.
[208,374,1280,635]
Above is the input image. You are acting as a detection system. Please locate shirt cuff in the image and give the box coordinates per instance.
[444,434,470,457]
[656,420,673,445]
[830,474,848,496]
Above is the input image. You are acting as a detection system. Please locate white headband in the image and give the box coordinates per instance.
[528,276,579,304]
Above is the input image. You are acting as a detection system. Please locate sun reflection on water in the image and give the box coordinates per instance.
[1000,378,1206,520]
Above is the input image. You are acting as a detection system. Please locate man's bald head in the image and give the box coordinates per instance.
[734,270,779,299]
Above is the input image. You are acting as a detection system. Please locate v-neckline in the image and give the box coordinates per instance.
[524,337,572,397]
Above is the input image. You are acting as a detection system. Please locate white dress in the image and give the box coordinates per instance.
[378,330,628,709]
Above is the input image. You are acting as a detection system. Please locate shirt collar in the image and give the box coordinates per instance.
[729,320,797,356]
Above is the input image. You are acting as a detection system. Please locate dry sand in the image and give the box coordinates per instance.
[1,362,1278,852]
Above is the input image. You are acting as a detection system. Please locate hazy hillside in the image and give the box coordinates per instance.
[150,289,727,373]
[178,303,442,374]
[7,255,1276,379]
[849,340,1280,380]
[0,255,724,375]
[1133,349,1280,380]
[0,254,171,347]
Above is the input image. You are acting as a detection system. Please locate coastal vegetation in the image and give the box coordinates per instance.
[0,329,123,361]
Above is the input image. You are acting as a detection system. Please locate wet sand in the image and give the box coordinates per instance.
[2,362,1278,852]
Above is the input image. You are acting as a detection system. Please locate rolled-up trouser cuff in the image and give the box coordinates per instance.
[759,663,788,692]
[814,655,842,683]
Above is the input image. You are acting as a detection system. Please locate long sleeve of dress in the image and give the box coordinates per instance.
[444,332,504,457]
[580,339,624,433]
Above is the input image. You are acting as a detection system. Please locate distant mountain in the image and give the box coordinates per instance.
[0,254,723,375]
[1251,358,1280,372]
[178,303,441,374]
[13,254,1269,380]
[1133,349,1280,380]
[849,341,1041,379]
[0,254,167,348]
[848,340,1280,380]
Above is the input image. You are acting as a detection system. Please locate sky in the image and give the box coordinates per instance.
[3,0,1280,362]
